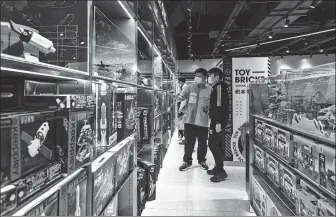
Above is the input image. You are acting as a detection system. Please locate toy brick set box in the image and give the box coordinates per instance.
[264,123,277,152]
[254,143,266,173]
[100,193,118,216]
[318,144,336,195]
[137,167,146,215]
[279,163,301,204]
[59,169,87,216]
[277,128,294,164]
[266,153,280,186]
[137,107,151,146]
[137,159,157,202]
[293,135,320,184]
[254,118,265,143]
[116,93,137,142]
[251,176,267,216]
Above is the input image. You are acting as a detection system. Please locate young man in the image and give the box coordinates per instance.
[175,68,212,171]
[207,67,230,182]
[177,77,187,143]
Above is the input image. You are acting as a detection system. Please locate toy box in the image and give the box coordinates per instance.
[15,162,62,204]
[0,184,17,216]
[266,194,282,216]
[1,111,56,183]
[251,176,267,216]
[266,153,280,186]
[255,119,265,143]
[24,191,59,216]
[96,83,118,156]
[116,93,137,141]
[279,163,301,204]
[137,159,157,202]
[89,149,116,216]
[296,179,325,216]
[293,135,320,184]
[59,169,87,216]
[264,123,277,152]
[317,199,335,216]
[139,107,151,145]
[154,144,162,179]
[55,109,95,174]
[277,128,294,163]
[100,193,118,216]
[254,144,266,173]
[137,167,146,216]
[318,144,336,195]
[25,95,95,111]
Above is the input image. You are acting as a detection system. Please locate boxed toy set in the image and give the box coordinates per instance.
[89,149,116,216]
[59,169,87,216]
[154,144,162,179]
[139,107,151,145]
[137,159,157,202]
[23,191,59,216]
[1,111,57,184]
[100,193,118,216]
[265,194,282,216]
[318,144,336,195]
[266,153,280,186]
[96,83,118,156]
[277,128,294,164]
[254,118,265,143]
[251,176,267,216]
[317,198,335,216]
[279,163,301,204]
[254,144,266,173]
[116,93,137,142]
[264,123,277,152]
[0,184,17,216]
[137,167,146,216]
[293,135,320,184]
[56,109,95,174]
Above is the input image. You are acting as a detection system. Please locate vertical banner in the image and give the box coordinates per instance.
[230,57,270,161]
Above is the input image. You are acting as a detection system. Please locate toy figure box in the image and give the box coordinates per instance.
[23,191,59,216]
[296,179,325,216]
[318,144,336,196]
[277,128,294,164]
[1,111,56,184]
[100,193,118,216]
[266,153,280,186]
[279,163,301,204]
[116,93,137,142]
[293,135,320,184]
[137,167,147,215]
[0,184,17,216]
[137,159,157,202]
[251,176,267,216]
[264,123,277,152]
[254,119,265,143]
[56,109,95,174]
[15,162,62,204]
[317,199,335,216]
[59,169,87,216]
[254,144,266,173]
[89,149,116,216]
[96,83,118,156]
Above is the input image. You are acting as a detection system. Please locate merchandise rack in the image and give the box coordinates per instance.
[0,1,176,216]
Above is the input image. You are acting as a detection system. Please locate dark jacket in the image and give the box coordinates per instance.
[209,81,229,131]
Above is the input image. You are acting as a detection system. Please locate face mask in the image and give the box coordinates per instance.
[194,77,203,84]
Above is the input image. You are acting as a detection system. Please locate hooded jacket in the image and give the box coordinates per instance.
[209,81,229,131]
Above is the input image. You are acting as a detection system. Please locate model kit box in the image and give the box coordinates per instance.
[264,123,277,152]
[254,144,266,173]
[90,150,116,216]
[116,93,137,141]
[277,128,294,163]
[24,191,59,216]
[318,144,336,195]
[138,159,157,202]
[296,179,325,216]
[0,185,17,216]
[317,199,335,216]
[266,153,280,186]
[251,176,267,216]
[279,163,301,204]
[100,193,118,216]
[59,169,87,216]
[96,83,118,156]
[55,109,95,174]
[293,135,320,184]
[254,119,265,143]
[1,111,57,184]
[266,194,282,216]
[15,162,62,204]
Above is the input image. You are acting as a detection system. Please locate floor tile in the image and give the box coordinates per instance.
[187,199,250,212]
[154,182,188,202]
[141,208,187,216]
[158,168,188,183]
[187,210,240,216]
[145,200,188,210]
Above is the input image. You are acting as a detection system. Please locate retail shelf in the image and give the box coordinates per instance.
[137,143,151,155]
[252,164,296,216]
[251,114,335,146]
[0,53,91,81]
[254,139,336,199]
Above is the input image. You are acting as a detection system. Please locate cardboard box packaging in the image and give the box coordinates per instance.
[265,124,277,152]
[266,194,282,216]
[251,176,267,216]
[277,129,294,163]
[254,144,266,173]
[116,93,137,141]
[255,119,265,143]
[0,185,17,216]
[24,191,59,216]
[100,193,118,216]
[317,199,335,216]
[318,144,336,195]
[137,159,157,202]
[266,153,280,186]
[293,135,320,184]
[279,163,301,204]
[137,167,146,215]
[59,169,87,216]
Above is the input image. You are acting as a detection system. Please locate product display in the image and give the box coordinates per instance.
[138,107,151,146]
[277,129,294,164]
[0,184,17,216]
[279,163,300,204]
[23,192,59,216]
[137,167,146,216]
[255,119,265,143]
[254,143,266,173]
[137,159,157,202]
[264,123,277,152]
[317,198,335,216]
[251,176,267,216]
[265,194,282,216]
[266,153,280,186]
[318,144,336,195]
[100,193,118,216]
[116,93,137,142]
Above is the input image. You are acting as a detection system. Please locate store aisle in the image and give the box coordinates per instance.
[142,131,256,216]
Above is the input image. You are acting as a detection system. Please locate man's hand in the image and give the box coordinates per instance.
[215,123,222,133]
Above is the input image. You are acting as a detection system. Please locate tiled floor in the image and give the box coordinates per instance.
[142,131,256,216]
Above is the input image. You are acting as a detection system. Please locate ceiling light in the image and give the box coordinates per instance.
[269,31,273,39]
[286,47,289,53]
[284,19,290,28]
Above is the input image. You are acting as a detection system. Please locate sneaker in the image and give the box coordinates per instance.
[210,170,228,182]
[199,161,209,170]
[207,166,217,175]
[179,162,192,171]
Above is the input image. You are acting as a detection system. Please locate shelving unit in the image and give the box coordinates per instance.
[0,1,176,216]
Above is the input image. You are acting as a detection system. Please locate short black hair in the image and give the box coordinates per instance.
[195,68,208,77]
[208,67,223,80]
[178,77,186,83]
